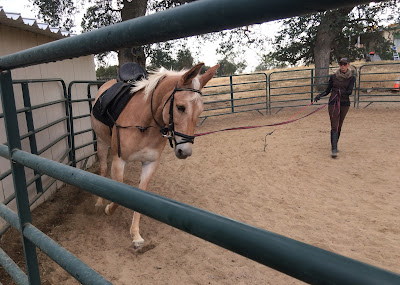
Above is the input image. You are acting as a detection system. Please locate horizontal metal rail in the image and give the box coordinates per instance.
[37,134,69,155]
[75,140,96,151]
[75,151,97,165]
[0,203,111,285]
[0,168,12,181]
[1,144,399,284]
[0,148,72,236]
[70,98,95,103]
[74,128,94,136]
[72,114,91,120]
[20,117,69,141]
[0,247,29,285]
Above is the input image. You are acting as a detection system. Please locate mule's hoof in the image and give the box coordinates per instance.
[95,204,106,215]
[105,204,112,216]
[131,238,145,249]
[131,243,156,254]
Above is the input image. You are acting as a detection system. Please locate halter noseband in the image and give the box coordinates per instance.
[151,79,202,148]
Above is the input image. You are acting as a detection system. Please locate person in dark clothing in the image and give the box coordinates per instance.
[314,58,356,158]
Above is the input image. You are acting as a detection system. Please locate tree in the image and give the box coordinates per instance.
[215,58,245,76]
[30,0,265,73]
[215,39,247,76]
[175,48,194,70]
[255,54,287,71]
[30,0,196,67]
[147,42,175,70]
[146,43,194,70]
[96,65,118,80]
[268,1,399,89]
[30,0,76,31]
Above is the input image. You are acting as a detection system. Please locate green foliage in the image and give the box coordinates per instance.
[96,65,118,80]
[175,49,194,70]
[214,38,247,76]
[215,58,246,76]
[200,65,211,74]
[269,1,400,65]
[147,43,194,71]
[255,54,287,71]
[81,1,121,32]
[30,0,76,31]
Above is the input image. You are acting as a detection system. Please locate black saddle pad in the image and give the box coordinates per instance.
[92,82,135,128]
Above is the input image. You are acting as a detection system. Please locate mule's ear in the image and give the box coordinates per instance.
[180,63,204,86]
[199,64,219,89]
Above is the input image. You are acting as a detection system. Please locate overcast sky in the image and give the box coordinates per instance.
[0,0,280,71]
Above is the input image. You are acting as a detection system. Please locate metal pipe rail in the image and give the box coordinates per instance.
[0,203,111,285]
[0,0,376,70]
[0,247,29,285]
[0,144,400,284]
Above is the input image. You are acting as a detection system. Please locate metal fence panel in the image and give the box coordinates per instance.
[357,62,400,108]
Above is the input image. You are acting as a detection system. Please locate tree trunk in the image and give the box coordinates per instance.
[314,7,353,91]
[118,0,148,67]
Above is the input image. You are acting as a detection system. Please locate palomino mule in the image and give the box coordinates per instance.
[91,63,219,248]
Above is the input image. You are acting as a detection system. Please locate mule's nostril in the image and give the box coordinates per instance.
[178,149,183,155]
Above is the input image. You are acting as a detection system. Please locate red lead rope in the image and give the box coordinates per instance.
[195,101,328,137]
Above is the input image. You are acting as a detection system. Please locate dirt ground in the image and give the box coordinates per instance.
[1,103,400,285]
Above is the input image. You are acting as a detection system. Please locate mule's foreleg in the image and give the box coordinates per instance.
[105,156,126,215]
[130,160,160,249]
[95,137,109,213]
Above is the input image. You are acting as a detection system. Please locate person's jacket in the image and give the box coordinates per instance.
[321,72,356,106]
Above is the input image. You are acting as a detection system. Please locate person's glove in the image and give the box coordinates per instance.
[314,91,328,102]
[314,94,322,102]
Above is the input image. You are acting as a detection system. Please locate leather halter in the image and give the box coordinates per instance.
[151,78,202,148]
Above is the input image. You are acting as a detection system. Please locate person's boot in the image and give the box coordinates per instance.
[331,131,338,158]
[337,131,341,153]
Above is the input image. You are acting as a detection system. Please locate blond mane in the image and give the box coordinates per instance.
[130,68,187,101]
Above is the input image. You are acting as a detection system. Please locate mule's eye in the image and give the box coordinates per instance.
[177,105,186,113]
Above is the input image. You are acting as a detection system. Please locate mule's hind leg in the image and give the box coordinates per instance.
[95,137,110,213]
[130,160,160,249]
[105,155,126,215]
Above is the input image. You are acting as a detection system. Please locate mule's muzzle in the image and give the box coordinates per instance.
[174,139,193,159]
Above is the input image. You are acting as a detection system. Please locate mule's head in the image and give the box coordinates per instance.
[162,63,219,159]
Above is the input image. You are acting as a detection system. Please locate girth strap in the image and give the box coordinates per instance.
[106,111,151,157]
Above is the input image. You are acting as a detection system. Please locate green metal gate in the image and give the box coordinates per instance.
[1,0,400,284]
[357,62,400,108]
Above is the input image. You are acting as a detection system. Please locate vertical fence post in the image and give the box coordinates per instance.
[264,73,269,114]
[67,84,76,166]
[357,66,362,109]
[87,84,97,152]
[59,81,73,166]
[0,70,41,285]
[310,69,314,102]
[229,75,234,113]
[268,73,271,114]
[21,82,44,193]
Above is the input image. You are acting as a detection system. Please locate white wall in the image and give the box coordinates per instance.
[0,24,97,231]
